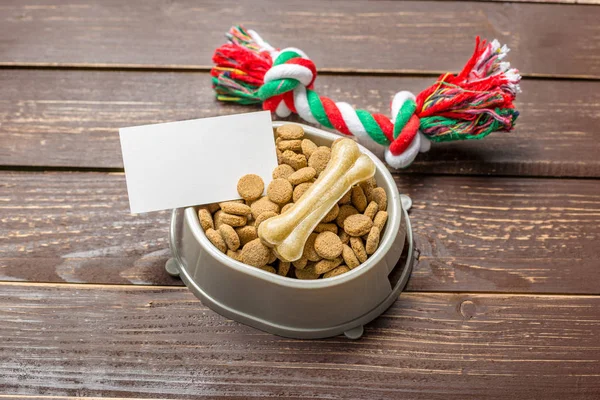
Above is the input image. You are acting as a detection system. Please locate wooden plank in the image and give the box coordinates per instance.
[1,282,598,398]
[0,1,599,78]
[2,171,599,294]
[2,70,599,177]
[482,0,600,4]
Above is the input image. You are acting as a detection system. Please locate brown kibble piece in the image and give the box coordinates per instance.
[277,139,302,152]
[323,265,350,278]
[293,182,313,202]
[317,146,331,153]
[240,238,271,267]
[272,164,295,180]
[307,257,343,275]
[295,268,320,280]
[281,202,294,214]
[281,150,307,170]
[364,201,379,220]
[200,203,221,214]
[250,196,280,219]
[254,211,278,229]
[226,249,243,262]
[267,178,293,204]
[206,228,227,253]
[276,148,283,164]
[314,231,343,260]
[314,223,338,234]
[218,212,247,227]
[360,177,377,201]
[351,185,368,212]
[321,204,339,223]
[344,214,374,237]
[342,244,360,269]
[278,261,291,277]
[212,210,224,228]
[371,187,388,211]
[292,256,308,270]
[303,233,322,262]
[301,139,318,158]
[339,231,350,245]
[350,237,368,263]
[237,174,264,201]
[338,189,352,205]
[336,204,359,228]
[373,211,389,232]
[277,124,304,140]
[236,225,257,247]
[219,201,251,216]
[308,149,331,176]
[260,265,277,274]
[365,226,380,255]
[198,209,214,231]
[218,224,240,251]
[288,167,316,185]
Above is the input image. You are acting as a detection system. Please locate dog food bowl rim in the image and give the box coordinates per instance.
[181,121,403,289]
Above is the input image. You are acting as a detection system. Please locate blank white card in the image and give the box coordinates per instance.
[119,111,277,214]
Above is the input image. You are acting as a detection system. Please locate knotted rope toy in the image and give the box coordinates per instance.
[211,26,521,168]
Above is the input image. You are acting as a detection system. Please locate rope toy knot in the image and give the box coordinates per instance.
[212,26,521,169]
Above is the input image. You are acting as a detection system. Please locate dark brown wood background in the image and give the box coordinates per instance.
[1,0,599,399]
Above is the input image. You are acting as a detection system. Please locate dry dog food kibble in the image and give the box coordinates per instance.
[342,244,360,269]
[219,201,251,216]
[237,174,264,201]
[236,225,257,247]
[323,265,350,278]
[250,196,280,219]
[267,178,293,204]
[272,164,295,179]
[344,214,374,237]
[365,226,380,255]
[301,138,318,158]
[241,238,271,267]
[198,209,214,231]
[288,167,316,185]
[351,186,368,212]
[277,124,304,140]
[364,201,379,220]
[308,148,330,175]
[219,224,240,251]
[281,150,308,170]
[373,210,388,232]
[197,123,389,279]
[314,231,343,260]
[206,228,227,253]
[292,182,312,202]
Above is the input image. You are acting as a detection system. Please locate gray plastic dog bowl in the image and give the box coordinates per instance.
[165,122,416,339]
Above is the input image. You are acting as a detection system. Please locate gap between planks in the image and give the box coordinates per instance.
[1,63,600,81]
[2,280,599,299]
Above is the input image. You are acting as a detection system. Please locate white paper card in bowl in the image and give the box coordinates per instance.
[119,111,276,214]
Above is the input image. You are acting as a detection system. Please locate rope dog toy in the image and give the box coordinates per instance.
[211,26,521,168]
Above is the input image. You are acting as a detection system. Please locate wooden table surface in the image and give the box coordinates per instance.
[2,1,599,398]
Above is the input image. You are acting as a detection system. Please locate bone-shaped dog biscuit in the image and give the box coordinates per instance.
[258,138,376,262]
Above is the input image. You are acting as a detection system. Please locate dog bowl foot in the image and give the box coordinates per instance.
[165,258,180,277]
[344,325,364,340]
[400,194,412,211]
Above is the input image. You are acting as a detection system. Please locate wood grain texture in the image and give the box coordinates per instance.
[1,282,599,399]
[2,70,600,177]
[2,171,599,294]
[1,0,599,78]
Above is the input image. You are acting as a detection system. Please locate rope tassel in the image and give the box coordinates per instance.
[211,25,521,168]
